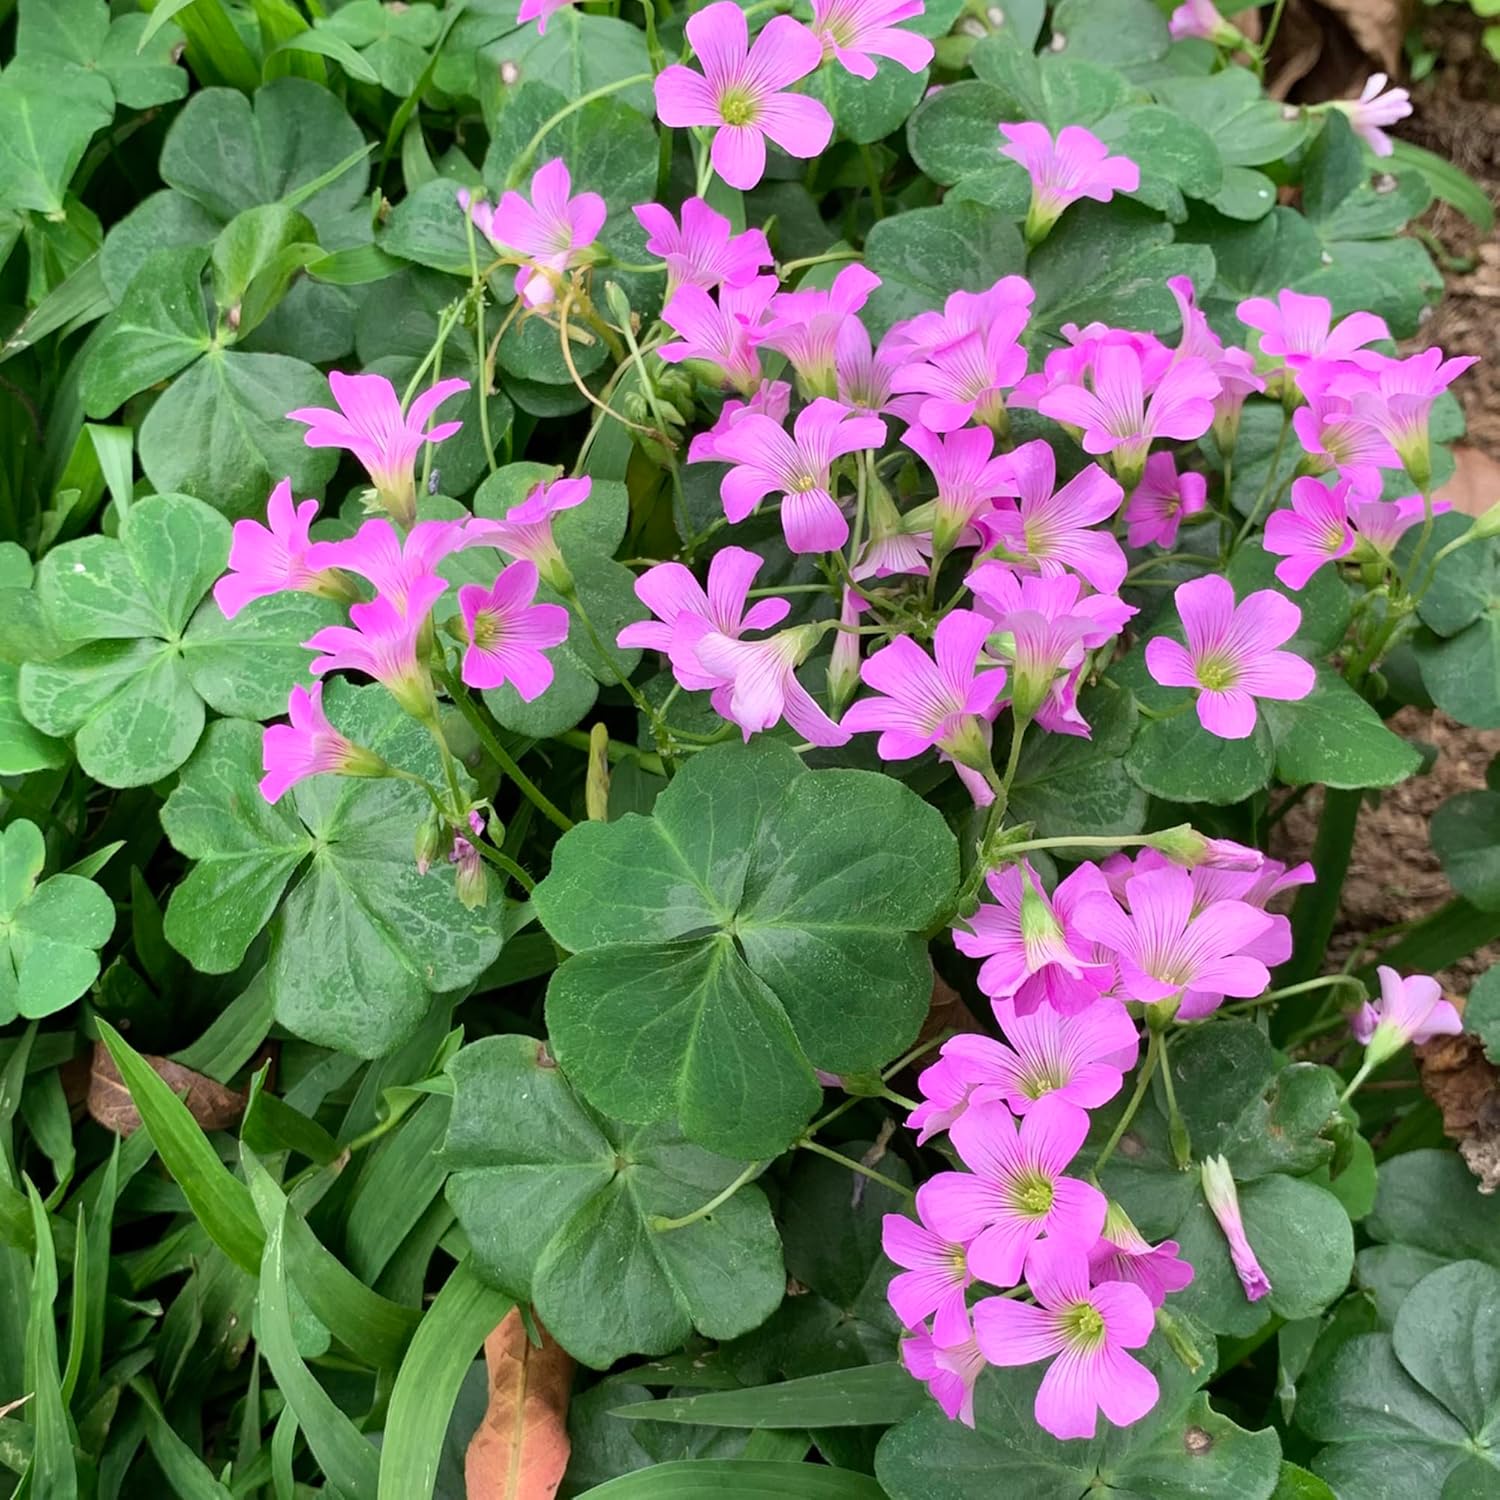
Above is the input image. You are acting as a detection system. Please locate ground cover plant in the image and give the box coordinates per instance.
[1,0,1500,1495]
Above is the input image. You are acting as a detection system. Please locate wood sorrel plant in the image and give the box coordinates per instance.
[3,0,1499,1495]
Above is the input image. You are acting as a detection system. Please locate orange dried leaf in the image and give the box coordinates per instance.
[86,1041,247,1137]
[465,1307,574,1500]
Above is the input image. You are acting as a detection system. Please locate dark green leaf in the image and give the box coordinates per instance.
[609,1365,922,1429]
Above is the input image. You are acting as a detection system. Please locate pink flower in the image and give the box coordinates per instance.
[260,682,384,803]
[1200,1154,1271,1302]
[660,276,779,395]
[885,277,1034,362]
[691,623,850,746]
[757,264,882,399]
[1145,574,1316,740]
[1168,0,1242,44]
[997,122,1140,242]
[841,608,1007,769]
[974,1240,1159,1440]
[974,439,1127,595]
[811,0,934,78]
[462,476,591,588]
[1235,289,1389,370]
[448,809,489,909]
[288,373,468,525]
[709,397,886,554]
[907,1049,992,1144]
[1087,1206,1194,1308]
[1210,347,1265,453]
[460,160,605,309]
[836,318,912,419]
[1351,965,1462,1066]
[1264,476,1356,589]
[902,424,1013,553]
[653,3,832,191]
[1351,494,1447,558]
[687,380,793,464]
[215,479,345,619]
[884,1196,973,1332]
[306,518,463,614]
[1124,453,1209,550]
[616,545,790,690]
[954,862,1113,1018]
[632,197,772,300]
[516,0,574,33]
[890,316,1031,433]
[1291,380,1400,495]
[901,1314,986,1428]
[959,996,1139,1115]
[457,560,570,699]
[1339,347,1479,488]
[1331,72,1413,156]
[303,576,445,718]
[1072,863,1275,1019]
[1037,345,1219,484]
[921,1095,1108,1287]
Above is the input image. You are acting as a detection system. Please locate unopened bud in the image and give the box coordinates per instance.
[1469,502,1500,540]
[1155,1306,1205,1374]
[586,722,611,821]
[414,811,445,876]
[602,280,632,329]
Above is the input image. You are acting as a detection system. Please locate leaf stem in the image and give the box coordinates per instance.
[795,1138,913,1199]
[509,73,656,186]
[649,1158,765,1232]
[1093,1029,1160,1175]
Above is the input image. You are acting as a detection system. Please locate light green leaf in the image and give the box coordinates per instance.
[1050,0,1169,69]
[1413,615,1500,730]
[477,8,653,116]
[609,1365,923,1429]
[1154,68,1309,169]
[0,665,67,775]
[1261,671,1422,790]
[210,203,318,312]
[0,58,114,216]
[905,81,1016,188]
[1407,512,1499,639]
[1125,708,1275,806]
[581,1462,889,1498]
[1392,1260,1500,1437]
[445,1033,786,1368]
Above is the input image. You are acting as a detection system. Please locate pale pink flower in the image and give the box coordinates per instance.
[902,424,1012,553]
[1200,1154,1271,1302]
[687,380,793,464]
[841,608,1007,769]
[709,397,886,554]
[954,862,1114,1018]
[654,3,832,191]
[461,476,591,588]
[1235,289,1389,370]
[1291,380,1400,496]
[260,682,384,803]
[826,586,865,713]
[1210,346,1266,453]
[1168,0,1242,44]
[1036,345,1219,483]
[1124,453,1209,550]
[288,373,467,524]
[890,317,1030,433]
[1351,965,1462,1066]
[907,1049,991,1144]
[835,318,910,418]
[215,479,346,619]
[1145,574,1316,740]
[901,1314,986,1428]
[303,576,444,717]
[811,0,934,77]
[883,1196,973,1333]
[997,122,1140,241]
[884,277,1034,362]
[1072,863,1275,1019]
[1351,494,1447,558]
[616,545,790,691]
[1332,72,1413,157]
[1087,1205,1194,1309]
[974,1239,1159,1441]
[517,0,574,33]
[660,276,779,395]
[632,197,772,300]
[973,439,1127,594]
[921,1096,1108,1288]
[1339,347,1479,488]
[457,560,570,699]
[1264,476,1356,589]
[306,518,463,615]
[757,264,882,398]
[460,160,605,309]
[691,623,850,746]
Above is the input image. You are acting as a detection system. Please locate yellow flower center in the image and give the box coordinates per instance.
[1010,1169,1055,1219]
[720,88,757,126]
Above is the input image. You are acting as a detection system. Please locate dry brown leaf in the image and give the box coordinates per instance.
[465,1308,574,1500]
[0,1394,32,1421]
[87,1042,247,1136]
[1267,0,1415,100]
[914,971,982,1052]
[1434,444,1500,519]
[1416,1027,1500,1192]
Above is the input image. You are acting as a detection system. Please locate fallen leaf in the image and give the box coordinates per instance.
[1416,1025,1500,1192]
[465,1308,574,1500]
[87,1042,247,1136]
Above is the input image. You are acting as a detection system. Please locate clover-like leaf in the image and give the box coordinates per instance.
[15,0,188,111]
[17,494,339,787]
[0,819,115,1022]
[159,687,503,1057]
[0,57,114,216]
[533,739,959,1157]
[444,1033,785,1368]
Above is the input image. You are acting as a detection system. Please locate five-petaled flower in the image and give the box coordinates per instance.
[998,121,1140,243]
[457,560,571,700]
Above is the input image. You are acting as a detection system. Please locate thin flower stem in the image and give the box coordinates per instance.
[1158,1031,1192,1170]
[880,1086,919,1110]
[649,1158,766,1232]
[1093,1029,1160,1175]
[999,832,1161,857]
[795,1138,914,1199]
[557,296,658,434]
[1339,1057,1376,1108]
[402,299,464,409]
[1260,974,1369,1005]
[1232,410,1291,551]
[779,249,862,277]
[464,210,497,477]
[883,1034,945,1080]
[470,840,537,892]
[510,73,655,186]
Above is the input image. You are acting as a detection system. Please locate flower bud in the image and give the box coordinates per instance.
[586,722,611,822]
[414,810,445,876]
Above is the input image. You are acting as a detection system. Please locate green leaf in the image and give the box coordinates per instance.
[0,58,114,216]
[377,1259,511,1500]
[161,690,502,1057]
[814,56,929,148]
[1408,512,1499,638]
[1272,1462,1336,1500]
[609,1365,923,1429]
[381,177,478,277]
[1050,0,1169,70]
[1095,104,1223,217]
[1226,540,1352,655]
[271,30,382,85]
[1007,685,1147,838]
[1392,1260,1500,1437]
[0,820,113,1023]
[1433,791,1500,911]
[970,38,1132,128]
[99,189,224,304]
[905,81,1017,188]
[80,245,214,415]
[1261,670,1422,790]
[1368,1149,1500,1268]
[444,1034,785,1368]
[210,203,318,312]
[23,1182,77,1500]
[580,1462,889,1498]
[0,665,67,775]
[1465,965,1500,1064]
[864,201,1025,336]
[16,0,188,110]
[1389,138,1494,233]
[1125,708,1275,806]
[1414,615,1500,730]
[1153,68,1310,169]
[478,8,653,115]
[534,739,958,1156]
[137,349,341,520]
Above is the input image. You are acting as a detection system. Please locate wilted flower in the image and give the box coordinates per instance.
[1200,1154,1271,1302]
